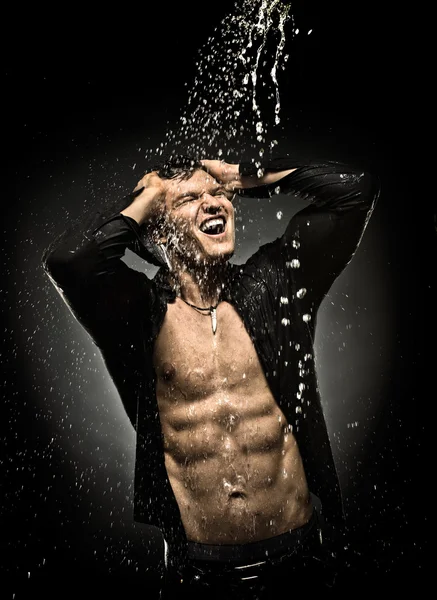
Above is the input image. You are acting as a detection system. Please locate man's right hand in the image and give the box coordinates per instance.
[121,171,167,227]
[133,170,165,195]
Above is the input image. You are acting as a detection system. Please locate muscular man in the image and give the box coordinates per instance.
[42,153,380,597]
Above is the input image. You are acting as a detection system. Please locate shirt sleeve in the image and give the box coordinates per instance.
[42,200,157,348]
[238,158,381,308]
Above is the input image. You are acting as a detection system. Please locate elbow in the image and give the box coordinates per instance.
[41,229,72,281]
[41,236,93,286]
[42,247,75,286]
[340,170,380,212]
[359,171,381,204]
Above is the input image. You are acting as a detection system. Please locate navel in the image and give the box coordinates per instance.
[217,412,241,432]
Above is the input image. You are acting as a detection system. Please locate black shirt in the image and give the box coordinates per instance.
[42,157,380,565]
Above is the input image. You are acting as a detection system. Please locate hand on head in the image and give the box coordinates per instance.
[200,160,241,193]
[133,170,167,195]
[131,171,168,223]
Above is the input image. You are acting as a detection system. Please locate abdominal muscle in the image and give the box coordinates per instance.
[153,300,313,545]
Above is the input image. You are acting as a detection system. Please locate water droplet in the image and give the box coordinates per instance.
[276,211,283,220]
[292,239,300,249]
[280,296,289,304]
[302,314,311,322]
[286,259,300,268]
[296,288,307,298]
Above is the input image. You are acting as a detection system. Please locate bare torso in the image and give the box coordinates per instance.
[153,299,313,544]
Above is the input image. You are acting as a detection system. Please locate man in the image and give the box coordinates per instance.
[42,152,380,597]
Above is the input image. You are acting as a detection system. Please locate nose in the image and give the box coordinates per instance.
[201,194,223,214]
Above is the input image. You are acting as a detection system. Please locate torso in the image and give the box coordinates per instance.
[153,298,313,544]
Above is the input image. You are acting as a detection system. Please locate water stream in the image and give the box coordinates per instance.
[145,0,295,163]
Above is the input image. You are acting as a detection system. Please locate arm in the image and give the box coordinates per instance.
[201,158,297,191]
[202,157,380,305]
[42,173,167,346]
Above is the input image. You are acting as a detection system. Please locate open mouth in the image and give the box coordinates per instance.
[199,216,226,236]
[229,491,246,500]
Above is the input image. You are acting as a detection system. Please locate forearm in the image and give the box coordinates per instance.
[238,159,380,212]
[120,186,160,226]
[42,197,144,287]
[212,161,297,189]
[43,169,169,286]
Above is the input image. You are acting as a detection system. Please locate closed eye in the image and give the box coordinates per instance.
[216,185,233,195]
[175,196,196,207]
[175,187,232,207]
[217,189,235,202]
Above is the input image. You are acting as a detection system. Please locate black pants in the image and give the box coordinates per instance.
[160,508,338,599]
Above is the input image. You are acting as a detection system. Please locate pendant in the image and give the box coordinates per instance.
[210,307,217,334]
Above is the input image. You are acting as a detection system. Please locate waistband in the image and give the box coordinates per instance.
[187,508,319,564]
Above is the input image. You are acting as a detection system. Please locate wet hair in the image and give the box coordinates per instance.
[150,154,205,181]
[136,154,206,268]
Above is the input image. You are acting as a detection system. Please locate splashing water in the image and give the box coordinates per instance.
[146,0,294,162]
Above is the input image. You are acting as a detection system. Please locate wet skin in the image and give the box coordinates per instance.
[152,169,312,544]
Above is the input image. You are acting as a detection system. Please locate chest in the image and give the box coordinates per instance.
[152,299,265,389]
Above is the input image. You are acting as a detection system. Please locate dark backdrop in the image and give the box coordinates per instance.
[2,1,432,597]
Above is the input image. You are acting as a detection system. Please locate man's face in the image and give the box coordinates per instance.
[162,169,236,267]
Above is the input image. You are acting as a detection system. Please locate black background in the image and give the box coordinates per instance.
[3,1,433,597]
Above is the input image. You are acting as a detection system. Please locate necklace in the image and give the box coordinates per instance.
[180,297,219,334]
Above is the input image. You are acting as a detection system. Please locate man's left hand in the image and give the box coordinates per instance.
[200,160,242,190]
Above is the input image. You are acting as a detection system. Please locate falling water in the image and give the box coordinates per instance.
[146,0,294,163]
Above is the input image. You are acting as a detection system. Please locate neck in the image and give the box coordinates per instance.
[169,261,228,308]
